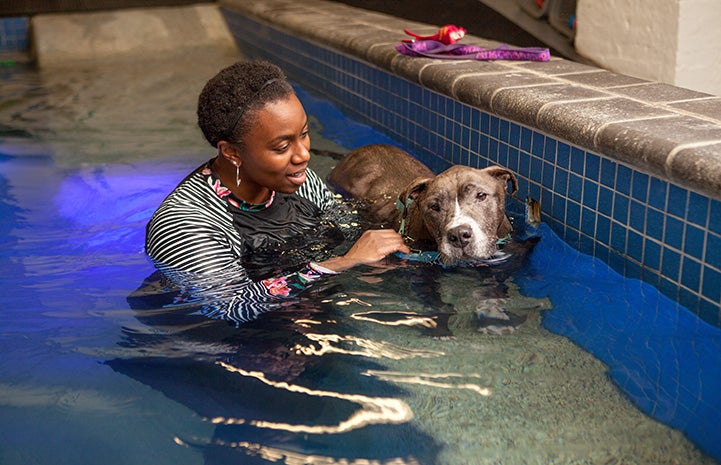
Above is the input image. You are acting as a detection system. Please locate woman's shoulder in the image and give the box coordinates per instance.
[149,163,229,226]
[297,167,335,209]
[159,163,218,203]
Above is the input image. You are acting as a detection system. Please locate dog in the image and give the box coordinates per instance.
[327,144,519,265]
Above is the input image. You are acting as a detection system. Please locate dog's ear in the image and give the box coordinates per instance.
[399,176,432,205]
[483,166,518,196]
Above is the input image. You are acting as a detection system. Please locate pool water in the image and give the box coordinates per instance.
[1,51,719,465]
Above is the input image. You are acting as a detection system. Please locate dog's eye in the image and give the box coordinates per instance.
[428,202,441,212]
[476,192,488,201]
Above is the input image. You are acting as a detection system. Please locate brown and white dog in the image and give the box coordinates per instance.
[327,144,518,265]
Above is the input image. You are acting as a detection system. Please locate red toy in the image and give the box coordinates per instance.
[402,24,467,45]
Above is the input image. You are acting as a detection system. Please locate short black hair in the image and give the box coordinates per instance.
[197,60,294,148]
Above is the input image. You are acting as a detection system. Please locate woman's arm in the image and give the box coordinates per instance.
[317,229,410,272]
[296,168,411,271]
[146,210,338,318]
[148,224,408,325]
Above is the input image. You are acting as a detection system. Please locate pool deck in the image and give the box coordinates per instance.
[222,0,721,203]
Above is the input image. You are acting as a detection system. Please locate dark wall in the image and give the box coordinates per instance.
[1,0,211,17]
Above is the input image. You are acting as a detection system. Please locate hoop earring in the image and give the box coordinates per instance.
[235,164,242,187]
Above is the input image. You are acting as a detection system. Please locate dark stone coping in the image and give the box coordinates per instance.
[221,0,721,201]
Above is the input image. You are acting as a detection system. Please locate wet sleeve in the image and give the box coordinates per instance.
[146,209,338,325]
[159,261,338,326]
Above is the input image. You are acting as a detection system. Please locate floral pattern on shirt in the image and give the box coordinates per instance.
[209,178,232,199]
[262,263,328,297]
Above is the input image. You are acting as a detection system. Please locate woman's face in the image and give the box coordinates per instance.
[237,93,311,199]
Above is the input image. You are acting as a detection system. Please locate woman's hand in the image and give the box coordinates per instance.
[318,229,410,272]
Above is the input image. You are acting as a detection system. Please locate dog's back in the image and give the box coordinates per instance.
[327,144,434,226]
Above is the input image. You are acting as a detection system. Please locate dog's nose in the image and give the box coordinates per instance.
[447,225,473,248]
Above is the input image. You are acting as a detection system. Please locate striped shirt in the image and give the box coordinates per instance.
[145,159,341,324]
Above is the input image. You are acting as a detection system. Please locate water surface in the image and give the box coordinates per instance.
[0,50,718,465]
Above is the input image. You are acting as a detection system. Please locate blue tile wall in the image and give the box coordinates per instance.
[222,9,721,327]
[0,17,29,52]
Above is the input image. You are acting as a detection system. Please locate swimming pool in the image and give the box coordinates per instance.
[1,52,719,464]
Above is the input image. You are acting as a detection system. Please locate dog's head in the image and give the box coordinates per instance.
[399,165,518,264]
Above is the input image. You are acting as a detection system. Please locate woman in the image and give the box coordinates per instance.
[145,60,409,323]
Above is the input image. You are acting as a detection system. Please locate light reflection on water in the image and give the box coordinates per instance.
[290,332,443,359]
[213,360,414,434]
[1,50,719,465]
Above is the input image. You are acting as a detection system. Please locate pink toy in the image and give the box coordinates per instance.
[403,24,467,45]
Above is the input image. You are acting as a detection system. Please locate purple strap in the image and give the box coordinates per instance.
[396,40,550,62]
